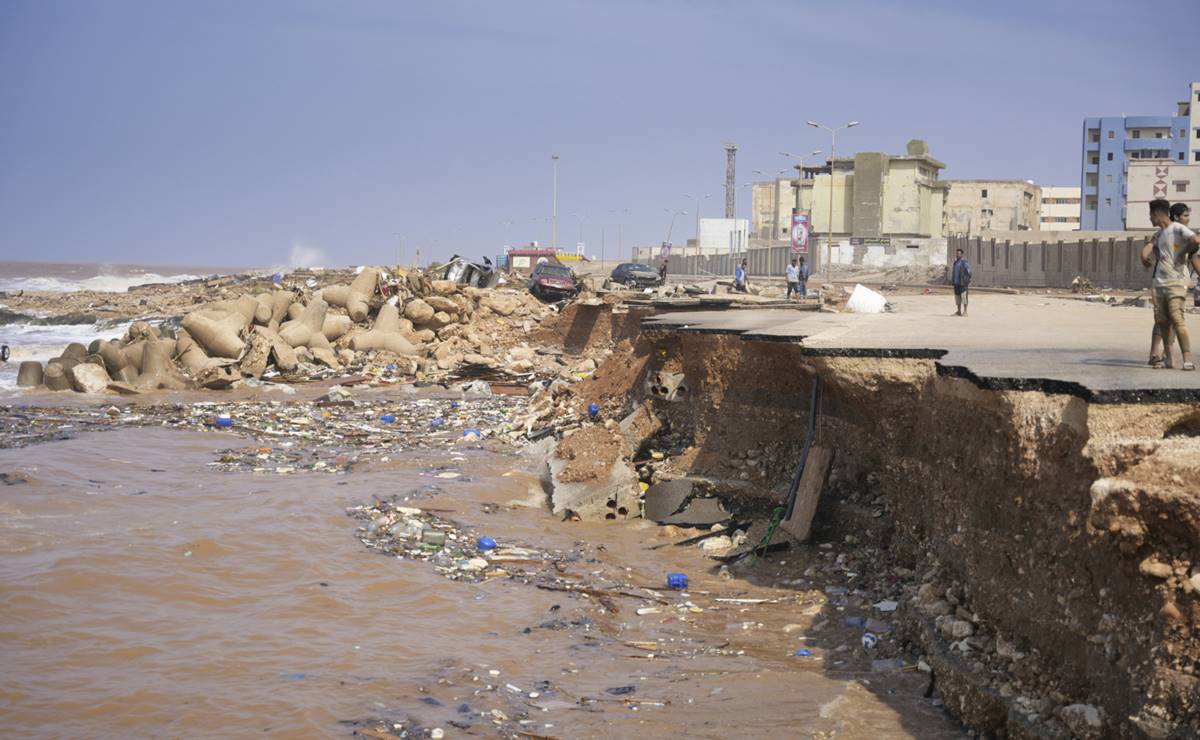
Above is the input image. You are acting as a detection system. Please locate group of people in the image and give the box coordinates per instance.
[1143,199,1199,370]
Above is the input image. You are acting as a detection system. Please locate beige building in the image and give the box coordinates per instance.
[943,180,1041,236]
[1039,186,1081,231]
[750,139,948,242]
[1125,160,1200,228]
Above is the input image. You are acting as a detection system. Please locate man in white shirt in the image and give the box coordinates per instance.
[786,259,800,300]
[1141,199,1200,370]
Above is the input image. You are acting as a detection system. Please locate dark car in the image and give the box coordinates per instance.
[610,262,662,288]
[529,262,579,300]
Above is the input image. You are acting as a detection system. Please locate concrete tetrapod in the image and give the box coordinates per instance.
[307,331,340,368]
[322,314,352,342]
[97,340,132,377]
[43,362,72,391]
[348,302,418,356]
[320,268,378,323]
[175,329,223,372]
[182,312,246,359]
[16,361,44,387]
[267,290,294,331]
[135,338,187,390]
[278,298,328,348]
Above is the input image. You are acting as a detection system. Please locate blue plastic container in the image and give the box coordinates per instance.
[463,428,481,437]
[588,403,600,418]
[666,573,688,590]
[380,414,396,423]
[430,418,445,428]
[450,401,460,409]
[215,415,233,428]
[477,536,497,551]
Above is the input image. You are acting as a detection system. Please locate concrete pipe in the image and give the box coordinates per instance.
[16,361,43,387]
[182,312,246,359]
[43,362,72,391]
[322,314,352,341]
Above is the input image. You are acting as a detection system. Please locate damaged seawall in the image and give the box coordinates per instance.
[600,327,1200,737]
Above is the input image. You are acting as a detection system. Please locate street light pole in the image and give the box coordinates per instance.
[806,121,859,283]
[551,154,559,252]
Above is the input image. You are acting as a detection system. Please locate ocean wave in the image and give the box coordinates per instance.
[0,273,204,293]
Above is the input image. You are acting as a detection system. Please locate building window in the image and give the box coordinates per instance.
[1107,131,1115,139]
[1181,153,1187,161]
[1155,132,1163,139]
[1132,130,1140,139]
[1104,198,1111,207]
[1196,152,1200,162]
[981,188,988,198]
[1089,129,1100,143]
[1183,129,1188,138]
[1085,198,1096,211]
[1106,152,1113,161]
[981,209,993,217]
[1105,174,1113,183]
[1175,182,1189,193]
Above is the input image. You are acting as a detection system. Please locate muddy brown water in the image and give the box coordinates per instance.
[0,424,964,738]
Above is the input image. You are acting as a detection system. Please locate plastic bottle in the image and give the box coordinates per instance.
[477,536,497,551]
[667,573,688,590]
[380,414,396,423]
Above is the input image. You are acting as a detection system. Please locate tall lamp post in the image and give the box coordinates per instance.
[780,149,822,212]
[682,193,711,262]
[551,154,559,251]
[570,212,586,254]
[806,120,859,283]
[394,232,403,267]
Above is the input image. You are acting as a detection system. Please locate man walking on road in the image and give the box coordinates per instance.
[1142,198,1200,370]
[659,258,668,285]
[734,259,748,293]
[786,258,800,300]
[797,256,810,298]
[952,248,972,316]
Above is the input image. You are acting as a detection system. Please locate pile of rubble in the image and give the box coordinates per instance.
[14,265,571,394]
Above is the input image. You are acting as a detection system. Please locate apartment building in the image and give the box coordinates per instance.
[1080,81,1200,229]
[1039,186,1081,231]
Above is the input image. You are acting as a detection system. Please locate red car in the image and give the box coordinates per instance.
[528,262,579,300]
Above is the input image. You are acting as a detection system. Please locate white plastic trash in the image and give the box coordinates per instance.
[845,284,888,314]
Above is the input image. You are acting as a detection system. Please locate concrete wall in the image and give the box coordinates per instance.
[948,232,1158,290]
[944,180,1041,236]
[1125,160,1200,228]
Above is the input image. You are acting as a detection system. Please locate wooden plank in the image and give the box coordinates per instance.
[779,446,833,543]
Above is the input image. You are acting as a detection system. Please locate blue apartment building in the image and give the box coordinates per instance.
[1081,82,1200,230]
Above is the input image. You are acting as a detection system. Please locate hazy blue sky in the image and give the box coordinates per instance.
[1,0,1197,268]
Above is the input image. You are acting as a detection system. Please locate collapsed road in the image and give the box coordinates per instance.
[3,268,1198,738]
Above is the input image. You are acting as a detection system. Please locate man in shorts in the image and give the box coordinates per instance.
[1141,199,1200,370]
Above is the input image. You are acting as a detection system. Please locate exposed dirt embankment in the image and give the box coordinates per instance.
[590,330,1200,738]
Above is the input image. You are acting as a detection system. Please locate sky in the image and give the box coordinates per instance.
[1,0,1197,269]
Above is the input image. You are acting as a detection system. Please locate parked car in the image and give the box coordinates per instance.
[529,261,579,300]
[610,262,662,288]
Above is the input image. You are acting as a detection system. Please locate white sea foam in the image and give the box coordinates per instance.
[0,273,203,293]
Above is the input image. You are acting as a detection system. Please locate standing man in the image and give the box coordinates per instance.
[734,259,749,293]
[1141,198,1200,370]
[951,248,972,316]
[798,256,810,298]
[786,258,800,300]
[659,258,669,285]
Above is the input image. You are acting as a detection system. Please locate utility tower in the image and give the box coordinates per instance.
[724,143,737,219]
